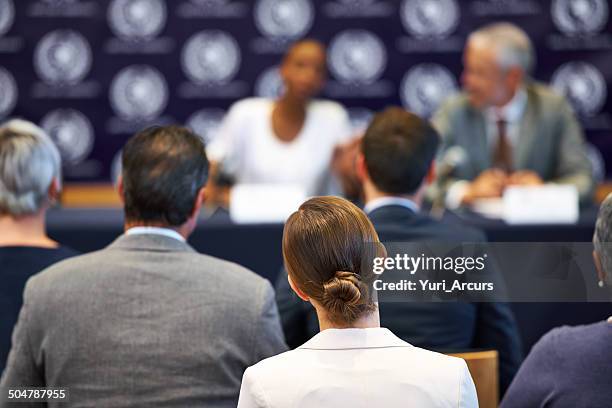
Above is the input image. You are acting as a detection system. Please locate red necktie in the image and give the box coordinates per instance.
[493,119,512,172]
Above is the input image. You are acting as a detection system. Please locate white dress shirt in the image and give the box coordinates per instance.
[125,226,185,242]
[364,196,420,214]
[238,327,478,408]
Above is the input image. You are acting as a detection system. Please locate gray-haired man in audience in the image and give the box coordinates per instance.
[0,125,287,407]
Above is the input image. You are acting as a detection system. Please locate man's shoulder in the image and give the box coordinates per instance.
[28,245,269,295]
[373,207,486,243]
[526,82,569,110]
[435,92,472,117]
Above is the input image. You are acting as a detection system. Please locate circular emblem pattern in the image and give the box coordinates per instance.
[181,30,241,85]
[401,0,460,38]
[41,109,94,164]
[108,0,167,41]
[254,0,314,39]
[186,108,226,144]
[552,0,609,36]
[551,61,607,116]
[110,65,168,120]
[0,0,15,37]
[34,30,92,85]
[400,64,458,117]
[254,66,285,98]
[328,30,387,84]
[0,67,17,117]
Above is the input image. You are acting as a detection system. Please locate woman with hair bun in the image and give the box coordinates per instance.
[238,196,478,408]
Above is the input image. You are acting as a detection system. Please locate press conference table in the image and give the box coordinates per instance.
[46,206,609,353]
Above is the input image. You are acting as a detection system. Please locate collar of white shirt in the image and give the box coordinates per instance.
[485,87,527,123]
[298,327,410,350]
[364,196,419,215]
[125,226,186,243]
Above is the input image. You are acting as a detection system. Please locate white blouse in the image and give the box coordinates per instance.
[207,98,352,196]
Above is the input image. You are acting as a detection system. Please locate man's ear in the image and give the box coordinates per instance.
[356,152,368,183]
[593,250,606,285]
[288,274,310,302]
[117,175,125,204]
[190,186,207,219]
[425,161,436,185]
[507,66,524,90]
[48,177,61,204]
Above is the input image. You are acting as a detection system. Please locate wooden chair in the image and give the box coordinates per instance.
[448,350,499,408]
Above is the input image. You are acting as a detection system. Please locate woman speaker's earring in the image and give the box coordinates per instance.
[598,280,605,288]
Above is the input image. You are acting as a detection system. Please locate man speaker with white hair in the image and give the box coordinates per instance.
[433,22,593,207]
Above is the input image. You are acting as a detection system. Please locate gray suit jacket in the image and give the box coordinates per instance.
[432,82,594,202]
[0,234,287,408]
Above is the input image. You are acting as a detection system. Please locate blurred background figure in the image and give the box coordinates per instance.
[432,22,593,208]
[0,119,77,373]
[239,196,477,408]
[206,39,354,207]
[501,193,612,408]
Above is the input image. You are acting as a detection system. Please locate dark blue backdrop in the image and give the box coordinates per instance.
[1,0,610,182]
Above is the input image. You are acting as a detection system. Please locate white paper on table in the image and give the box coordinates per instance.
[229,183,307,224]
[502,185,579,225]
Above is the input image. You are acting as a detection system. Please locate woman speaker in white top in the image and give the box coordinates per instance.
[206,40,353,198]
[238,196,478,408]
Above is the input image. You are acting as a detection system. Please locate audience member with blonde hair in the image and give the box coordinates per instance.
[0,119,77,373]
[238,196,478,407]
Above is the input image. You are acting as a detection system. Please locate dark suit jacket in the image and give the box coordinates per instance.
[276,204,522,395]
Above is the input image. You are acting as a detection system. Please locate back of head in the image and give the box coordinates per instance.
[122,125,208,226]
[593,193,612,293]
[362,107,439,195]
[469,22,534,74]
[282,196,384,325]
[0,119,61,216]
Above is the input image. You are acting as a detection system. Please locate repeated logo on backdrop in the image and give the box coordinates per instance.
[401,0,460,39]
[548,0,612,50]
[551,62,607,117]
[328,30,386,85]
[41,109,94,165]
[0,67,17,118]
[108,0,167,42]
[34,30,92,86]
[552,0,609,36]
[3,0,611,180]
[401,64,458,118]
[187,108,226,144]
[251,0,314,53]
[254,66,284,98]
[397,0,463,52]
[0,0,14,37]
[110,65,168,122]
[181,31,241,85]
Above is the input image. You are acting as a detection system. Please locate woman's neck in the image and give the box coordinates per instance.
[271,94,308,143]
[0,211,56,248]
[275,92,307,118]
[316,307,381,331]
